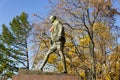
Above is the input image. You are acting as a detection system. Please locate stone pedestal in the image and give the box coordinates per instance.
[12,69,80,80]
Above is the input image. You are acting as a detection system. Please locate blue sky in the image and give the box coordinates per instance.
[0,0,50,32]
[0,0,51,70]
[0,0,120,44]
[0,0,120,30]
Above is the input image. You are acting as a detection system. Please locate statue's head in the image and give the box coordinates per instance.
[49,15,57,24]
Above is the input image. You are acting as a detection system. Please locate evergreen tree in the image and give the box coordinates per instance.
[0,12,31,78]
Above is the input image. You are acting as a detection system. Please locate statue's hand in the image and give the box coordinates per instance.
[49,27,53,32]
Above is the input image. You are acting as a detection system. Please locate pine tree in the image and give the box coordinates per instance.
[0,12,31,78]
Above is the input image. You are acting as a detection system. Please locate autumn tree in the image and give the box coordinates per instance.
[30,0,120,80]
[47,0,120,79]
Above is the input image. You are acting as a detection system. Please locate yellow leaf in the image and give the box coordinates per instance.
[105,74,111,80]
[79,70,85,77]
[48,54,57,64]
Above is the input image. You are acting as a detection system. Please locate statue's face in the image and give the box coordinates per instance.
[49,16,56,24]
[50,18,54,23]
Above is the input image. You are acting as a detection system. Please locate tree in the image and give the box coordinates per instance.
[0,12,31,78]
[26,0,120,79]
[48,0,120,79]
[10,12,31,69]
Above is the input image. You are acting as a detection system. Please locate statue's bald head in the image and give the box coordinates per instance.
[49,15,57,23]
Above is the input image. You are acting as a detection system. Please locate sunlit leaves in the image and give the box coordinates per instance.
[93,22,110,39]
[79,69,85,78]
[80,34,90,46]
[31,0,120,79]
[48,54,57,64]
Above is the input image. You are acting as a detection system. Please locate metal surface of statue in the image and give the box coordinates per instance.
[40,15,67,73]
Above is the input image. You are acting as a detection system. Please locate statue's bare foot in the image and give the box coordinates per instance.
[61,71,67,74]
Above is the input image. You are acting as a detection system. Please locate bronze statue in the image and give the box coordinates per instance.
[40,15,67,73]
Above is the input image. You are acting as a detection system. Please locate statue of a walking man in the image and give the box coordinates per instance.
[40,15,67,73]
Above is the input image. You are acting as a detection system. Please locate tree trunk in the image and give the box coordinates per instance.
[25,39,29,69]
[89,40,96,80]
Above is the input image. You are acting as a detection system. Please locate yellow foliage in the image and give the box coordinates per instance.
[93,22,107,30]
[96,62,102,74]
[40,43,46,50]
[103,64,109,72]
[105,74,111,80]
[65,42,74,47]
[79,69,85,78]
[93,22,110,40]
[68,48,75,56]
[116,61,119,70]
[48,54,57,64]
[80,34,90,46]
[57,61,63,72]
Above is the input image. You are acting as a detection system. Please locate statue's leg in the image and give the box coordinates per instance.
[40,43,56,71]
[59,50,67,73]
[56,41,67,73]
[39,50,52,70]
